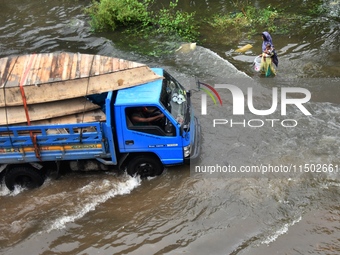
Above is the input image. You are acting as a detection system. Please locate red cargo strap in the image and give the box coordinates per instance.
[19,53,41,160]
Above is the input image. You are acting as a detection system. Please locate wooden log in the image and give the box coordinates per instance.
[8,109,106,126]
[0,52,163,107]
[0,97,100,125]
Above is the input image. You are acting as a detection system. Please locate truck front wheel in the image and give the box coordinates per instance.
[5,166,45,191]
[127,155,163,178]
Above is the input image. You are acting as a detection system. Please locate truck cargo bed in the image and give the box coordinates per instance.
[0,122,110,163]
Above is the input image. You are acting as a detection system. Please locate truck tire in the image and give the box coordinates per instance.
[5,166,45,191]
[127,155,163,178]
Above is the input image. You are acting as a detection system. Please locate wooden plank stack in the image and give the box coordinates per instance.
[0,52,162,126]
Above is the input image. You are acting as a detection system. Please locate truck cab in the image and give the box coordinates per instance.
[113,68,200,177]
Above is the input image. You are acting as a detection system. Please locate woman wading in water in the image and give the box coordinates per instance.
[259,31,278,77]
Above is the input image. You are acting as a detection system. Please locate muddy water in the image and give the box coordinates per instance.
[1,0,340,254]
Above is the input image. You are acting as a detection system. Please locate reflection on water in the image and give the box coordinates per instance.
[0,0,339,254]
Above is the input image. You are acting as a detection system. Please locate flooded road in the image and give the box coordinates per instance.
[1,0,340,254]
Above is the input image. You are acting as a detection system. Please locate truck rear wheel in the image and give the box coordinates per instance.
[127,155,163,178]
[5,166,45,191]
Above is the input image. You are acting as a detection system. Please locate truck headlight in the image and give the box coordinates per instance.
[184,145,191,157]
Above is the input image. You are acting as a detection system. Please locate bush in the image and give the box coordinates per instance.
[152,0,199,41]
[85,0,151,31]
[209,5,278,32]
[85,0,199,42]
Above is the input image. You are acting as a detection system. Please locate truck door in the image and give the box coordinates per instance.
[122,106,183,165]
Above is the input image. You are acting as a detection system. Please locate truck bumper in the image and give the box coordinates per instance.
[185,116,201,164]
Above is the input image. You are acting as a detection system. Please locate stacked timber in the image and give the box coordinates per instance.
[0,52,162,126]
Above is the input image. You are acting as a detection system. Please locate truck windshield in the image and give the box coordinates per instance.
[161,71,188,125]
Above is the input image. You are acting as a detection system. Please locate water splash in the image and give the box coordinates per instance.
[46,175,141,232]
[0,180,26,196]
[261,216,302,245]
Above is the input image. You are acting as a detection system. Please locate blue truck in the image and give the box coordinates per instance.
[0,54,200,191]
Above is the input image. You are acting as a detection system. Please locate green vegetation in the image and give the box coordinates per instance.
[85,0,151,31]
[208,5,279,35]
[203,4,281,45]
[85,0,199,42]
[306,2,327,16]
[153,1,199,42]
[84,0,335,55]
[203,0,334,46]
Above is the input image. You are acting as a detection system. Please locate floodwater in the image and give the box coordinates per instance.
[1,0,340,254]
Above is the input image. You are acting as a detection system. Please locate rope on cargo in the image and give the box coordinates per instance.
[19,53,41,160]
[79,54,96,143]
